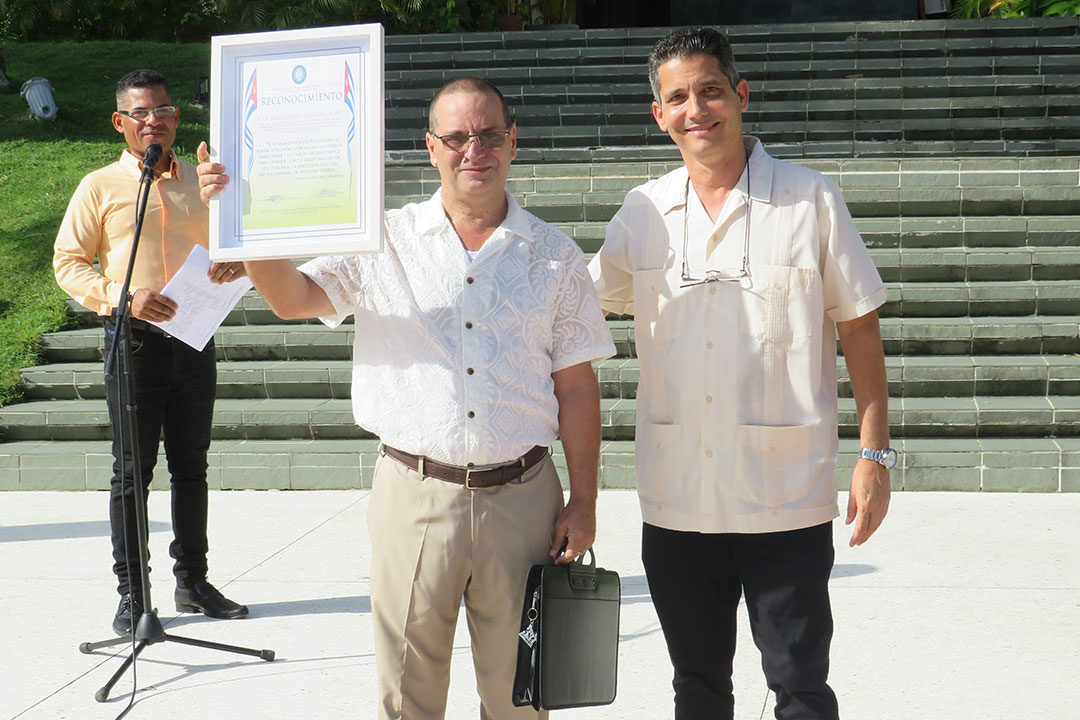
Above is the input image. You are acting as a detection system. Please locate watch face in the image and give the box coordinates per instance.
[882,448,898,469]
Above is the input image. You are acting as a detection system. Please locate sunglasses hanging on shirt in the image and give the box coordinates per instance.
[680,147,752,288]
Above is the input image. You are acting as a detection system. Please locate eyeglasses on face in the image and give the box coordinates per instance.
[430,129,510,151]
[117,105,176,122]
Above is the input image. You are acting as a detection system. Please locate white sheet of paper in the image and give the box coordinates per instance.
[149,245,253,351]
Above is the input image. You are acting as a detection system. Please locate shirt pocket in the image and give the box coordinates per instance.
[734,423,813,508]
[635,422,682,506]
[738,265,819,344]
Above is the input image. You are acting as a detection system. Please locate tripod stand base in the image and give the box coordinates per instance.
[80,610,275,703]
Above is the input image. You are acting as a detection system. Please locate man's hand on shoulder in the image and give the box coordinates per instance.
[551,494,596,565]
[196,141,229,206]
[129,288,178,322]
[846,459,891,547]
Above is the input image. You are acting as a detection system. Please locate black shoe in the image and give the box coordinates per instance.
[112,593,143,635]
[175,581,248,620]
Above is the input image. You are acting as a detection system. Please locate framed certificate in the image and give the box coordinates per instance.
[208,24,384,260]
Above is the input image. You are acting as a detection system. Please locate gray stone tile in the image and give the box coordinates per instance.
[292,465,362,490]
[20,467,86,491]
[0,468,20,490]
[982,468,1059,492]
[905,466,981,491]
[1059,469,1080,492]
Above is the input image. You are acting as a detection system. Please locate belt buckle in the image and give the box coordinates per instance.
[463,460,502,490]
[464,466,481,490]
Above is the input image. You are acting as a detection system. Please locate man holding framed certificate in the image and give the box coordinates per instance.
[197,78,614,719]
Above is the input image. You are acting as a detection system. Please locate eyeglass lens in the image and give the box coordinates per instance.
[123,106,175,121]
[437,130,508,150]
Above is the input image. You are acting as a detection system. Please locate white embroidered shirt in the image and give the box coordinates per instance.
[301,190,615,467]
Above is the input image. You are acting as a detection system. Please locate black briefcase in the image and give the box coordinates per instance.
[511,548,620,710]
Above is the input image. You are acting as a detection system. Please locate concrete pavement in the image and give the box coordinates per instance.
[1,489,1077,720]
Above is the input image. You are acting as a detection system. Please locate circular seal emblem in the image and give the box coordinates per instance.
[291,65,307,84]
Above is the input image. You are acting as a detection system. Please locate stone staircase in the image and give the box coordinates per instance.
[3,17,1080,492]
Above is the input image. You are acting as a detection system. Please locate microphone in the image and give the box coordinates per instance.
[141,143,162,178]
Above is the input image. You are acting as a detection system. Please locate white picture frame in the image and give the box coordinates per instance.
[208,24,384,261]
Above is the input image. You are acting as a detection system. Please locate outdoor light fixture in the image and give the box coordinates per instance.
[21,77,58,120]
[194,75,209,108]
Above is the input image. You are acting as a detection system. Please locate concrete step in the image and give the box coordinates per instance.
[381,19,1080,56]
[388,72,1080,109]
[380,18,1080,54]
[390,156,1080,194]
[388,176,1080,220]
[382,37,1080,74]
[65,246,1080,326]
[20,355,1080,403]
[389,138,1080,165]
[385,39,1080,74]
[3,396,1079,443]
[877,280,1080,318]
[606,317,1080,357]
[39,314,1080,365]
[4,436,1074,492]
[550,219,1080,253]
[387,93,1080,127]
[385,114,1080,152]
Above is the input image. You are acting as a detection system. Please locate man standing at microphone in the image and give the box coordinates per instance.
[54,69,249,635]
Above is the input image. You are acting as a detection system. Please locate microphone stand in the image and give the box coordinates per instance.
[78,151,274,713]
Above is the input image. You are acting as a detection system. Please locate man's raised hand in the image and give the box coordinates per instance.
[196,141,229,205]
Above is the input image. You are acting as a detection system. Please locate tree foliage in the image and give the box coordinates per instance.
[951,0,1080,18]
[0,0,498,41]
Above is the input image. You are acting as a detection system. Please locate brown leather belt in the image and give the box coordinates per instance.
[382,444,549,489]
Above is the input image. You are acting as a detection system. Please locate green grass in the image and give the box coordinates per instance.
[0,41,212,405]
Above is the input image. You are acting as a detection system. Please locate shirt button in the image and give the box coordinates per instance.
[704,449,714,458]
[467,411,475,419]
[773,283,781,290]
[465,321,473,329]
[706,341,714,349]
[466,277,474,284]
[467,367,475,375]
[705,395,713,404]
[709,287,716,295]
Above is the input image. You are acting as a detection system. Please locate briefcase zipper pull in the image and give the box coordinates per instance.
[518,587,540,648]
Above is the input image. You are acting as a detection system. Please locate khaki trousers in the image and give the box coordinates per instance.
[368,450,564,720]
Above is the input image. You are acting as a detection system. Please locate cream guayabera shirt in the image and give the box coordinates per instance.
[589,138,886,534]
[301,190,615,467]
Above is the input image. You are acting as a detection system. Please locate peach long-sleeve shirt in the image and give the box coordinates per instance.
[53,149,208,315]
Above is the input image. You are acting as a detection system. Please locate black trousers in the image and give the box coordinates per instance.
[104,318,216,597]
[642,521,839,720]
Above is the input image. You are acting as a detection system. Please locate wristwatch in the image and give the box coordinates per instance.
[859,447,897,470]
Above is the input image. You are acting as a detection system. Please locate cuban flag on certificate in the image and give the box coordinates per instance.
[244,69,258,175]
[343,62,355,189]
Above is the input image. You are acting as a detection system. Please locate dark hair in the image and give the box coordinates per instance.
[648,27,741,103]
[115,69,172,108]
[427,77,513,132]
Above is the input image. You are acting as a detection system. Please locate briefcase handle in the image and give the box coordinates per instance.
[568,547,597,590]
[552,544,596,569]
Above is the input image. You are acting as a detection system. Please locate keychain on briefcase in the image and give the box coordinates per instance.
[511,545,620,710]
